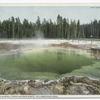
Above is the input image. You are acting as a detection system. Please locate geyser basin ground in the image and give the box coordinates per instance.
[0,49,93,80]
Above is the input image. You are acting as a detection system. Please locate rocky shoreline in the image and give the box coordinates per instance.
[0,76,100,95]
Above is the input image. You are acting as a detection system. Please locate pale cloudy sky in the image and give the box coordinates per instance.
[0,6,100,24]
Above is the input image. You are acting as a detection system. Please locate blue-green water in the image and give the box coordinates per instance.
[0,50,93,80]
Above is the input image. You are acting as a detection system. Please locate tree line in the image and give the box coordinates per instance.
[0,14,100,39]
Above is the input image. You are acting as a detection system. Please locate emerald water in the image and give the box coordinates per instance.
[0,49,93,80]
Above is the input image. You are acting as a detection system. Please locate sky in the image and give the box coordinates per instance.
[0,6,100,24]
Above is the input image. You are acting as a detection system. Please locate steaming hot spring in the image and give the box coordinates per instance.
[0,39,95,80]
